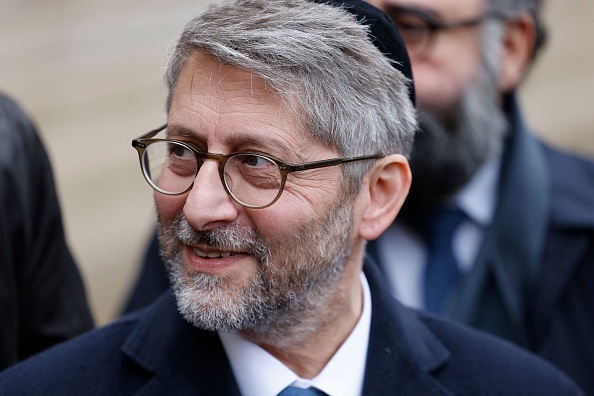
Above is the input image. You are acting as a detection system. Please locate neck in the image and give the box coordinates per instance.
[240,247,365,379]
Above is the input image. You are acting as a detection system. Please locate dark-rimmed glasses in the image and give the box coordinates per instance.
[384,5,505,56]
[132,125,384,209]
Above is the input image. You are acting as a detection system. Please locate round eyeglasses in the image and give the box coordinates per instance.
[132,125,384,209]
[383,5,505,56]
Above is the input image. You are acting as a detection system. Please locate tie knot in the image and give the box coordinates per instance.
[277,385,327,396]
[420,206,466,249]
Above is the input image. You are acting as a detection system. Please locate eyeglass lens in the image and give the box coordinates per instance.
[142,141,283,208]
[388,11,431,55]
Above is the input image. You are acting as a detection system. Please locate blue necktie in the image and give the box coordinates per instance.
[277,386,327,396]
[421,207,466,314]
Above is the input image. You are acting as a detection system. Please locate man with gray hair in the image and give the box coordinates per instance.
[0,0,582,394]
[366,0,594,393]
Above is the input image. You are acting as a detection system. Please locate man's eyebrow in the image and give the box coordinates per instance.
[227,131,300,161]
[164,125,305,161]
[165,125,198,139]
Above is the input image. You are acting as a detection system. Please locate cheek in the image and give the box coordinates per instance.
[154,191,186,224]
[412,62,477,111]
[252,202,313,239]
[411,37,482,111]
[251,183,335,240]
[284,168,343,206]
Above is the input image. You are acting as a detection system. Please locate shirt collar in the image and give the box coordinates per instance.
[219,272,372,396]
[454,156,501,226]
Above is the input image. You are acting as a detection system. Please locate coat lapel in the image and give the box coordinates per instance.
[531,230,591,333]
[121,291,241,395]
[445,94,550,347]
[363,262,453,396]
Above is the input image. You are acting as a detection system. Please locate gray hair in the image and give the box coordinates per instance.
[486,0,547,62]
[165,0,417,194]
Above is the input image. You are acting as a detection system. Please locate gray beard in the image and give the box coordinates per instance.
[404,64,508,212]
[158,196,355,346]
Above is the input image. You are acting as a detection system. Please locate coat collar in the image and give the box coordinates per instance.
[120,262,454,395]
[121,290,241,395]
[362,260,453,395]
[445,93,550,346]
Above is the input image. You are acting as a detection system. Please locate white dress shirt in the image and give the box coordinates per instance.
[375,157,501,309]
[219,272,372,396]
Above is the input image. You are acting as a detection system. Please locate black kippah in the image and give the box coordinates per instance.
[310,0,415,105]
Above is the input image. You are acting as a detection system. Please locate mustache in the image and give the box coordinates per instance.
[165,215,270,258]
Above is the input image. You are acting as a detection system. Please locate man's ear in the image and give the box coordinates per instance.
[358,154,411,240]
[498,12,536,92]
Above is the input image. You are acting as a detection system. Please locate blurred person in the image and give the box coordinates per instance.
[0,1,582,394]
[365,0,594,393]
[0,92,94,371]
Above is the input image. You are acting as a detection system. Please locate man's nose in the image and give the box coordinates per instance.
[183,160,239,231]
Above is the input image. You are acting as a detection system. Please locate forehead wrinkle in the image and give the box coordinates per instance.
[210,65,224,142]
[191,61,234,142]
[177,55,319,160]
[190,68,197,117]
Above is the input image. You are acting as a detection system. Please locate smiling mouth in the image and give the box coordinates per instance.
[192,247,241,259]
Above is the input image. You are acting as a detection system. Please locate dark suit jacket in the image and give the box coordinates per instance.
[0,261,581,395]
[0,93,94,370]
[367,93,594,394]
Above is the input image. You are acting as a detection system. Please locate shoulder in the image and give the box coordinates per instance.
[541,140,594,177]
[0,92,37,149]
[0,92,25,119]
[418,313,583,395]
[540,141,594,228]
[0,92,48,189]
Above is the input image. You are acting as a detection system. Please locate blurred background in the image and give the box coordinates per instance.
[0,0,593,326]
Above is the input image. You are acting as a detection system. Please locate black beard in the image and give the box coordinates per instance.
[401,67,507,217]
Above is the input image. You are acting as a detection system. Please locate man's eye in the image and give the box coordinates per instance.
[389,12,430,45]
[169,143,192,158]
[399,22,425,34]
[243,155,271,167]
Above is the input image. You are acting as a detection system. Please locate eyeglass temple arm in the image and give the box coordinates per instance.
[283,154,384,172]
[132,124,168,148]
[433,11,508,30]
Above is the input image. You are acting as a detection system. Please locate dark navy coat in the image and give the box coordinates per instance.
[0,261,582,395]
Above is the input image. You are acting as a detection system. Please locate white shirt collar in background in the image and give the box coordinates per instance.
[455,156,501,226]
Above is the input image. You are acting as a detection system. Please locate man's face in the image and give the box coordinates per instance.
[367,0,486,112]
[367,0,507,204]
[156,52,358,336]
